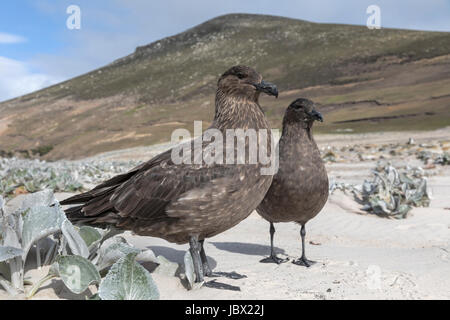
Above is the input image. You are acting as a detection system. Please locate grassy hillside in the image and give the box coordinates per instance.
[1,13,450,159]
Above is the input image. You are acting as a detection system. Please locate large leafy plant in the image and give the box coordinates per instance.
[330,163,431,219]
[0,190,164,299]
[0,190,86,294]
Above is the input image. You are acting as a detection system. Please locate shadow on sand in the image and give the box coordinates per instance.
[210,241,286,257]
[147,245,218,270]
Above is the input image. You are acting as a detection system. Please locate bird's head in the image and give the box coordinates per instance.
[217,66,278,101]
[285,98,323,127]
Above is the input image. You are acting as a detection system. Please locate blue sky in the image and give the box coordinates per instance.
[1,0,450,102]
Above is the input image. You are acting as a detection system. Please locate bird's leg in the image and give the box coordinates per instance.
[260,222,288,264]
[189,236,204,283]
[293,224,316,267]
[199,240,213,277]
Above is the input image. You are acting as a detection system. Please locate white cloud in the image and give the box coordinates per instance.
[0,32,27,44]
[30,31,147,79]
[0,56,62,102]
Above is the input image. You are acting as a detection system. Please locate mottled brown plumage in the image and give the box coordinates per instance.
[256,98,329,266]
[61,65,278,281]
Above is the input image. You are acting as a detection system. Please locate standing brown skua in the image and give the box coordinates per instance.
[257,98,328,267]
[61,66,278,282]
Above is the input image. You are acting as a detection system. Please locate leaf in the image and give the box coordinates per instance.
[1,224,21,248]
[371,199,390,215]
[0,246,23,262]
[21,205,65,260]
[1,208,23,247]
[9,257,24,291]
[395,204,412,219]
[0,273,19,296]
[386,166,399,184]
[362,181,373,195]
[136,249,158,264]
[78,226,102,248]
[154,255,179,277]
[98,253,159,300]
[184,250,196,290]
[96,241,141,271]
[61,220,89,258]
[54,255,101,295]
[0,262,10,279]
[20,189,57,210]
[0,196,4,219]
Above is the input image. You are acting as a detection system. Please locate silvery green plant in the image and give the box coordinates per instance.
[1,188,201,299]
[320,140,449,165]
[358,164,431,218]
[28,234,163,300]
[98,253,160,300]
[434,152,449,165]
[0,157,141,199]
[0,190,162,300]
[0,190,90,295]
[43,231,200,296]
[330,163,431,219]
[26,221,163,299]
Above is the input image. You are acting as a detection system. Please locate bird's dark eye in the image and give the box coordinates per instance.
[236,73,246,79]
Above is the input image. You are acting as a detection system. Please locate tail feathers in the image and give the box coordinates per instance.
[64,205,85,220]
[83,191,115,217]
[60,192,93,205]
[63,189,116,218]
[64,203,121,228]
[60,185,117,205]
[63,186,120,229]
[60,166,141,206]
[60,163,144,227]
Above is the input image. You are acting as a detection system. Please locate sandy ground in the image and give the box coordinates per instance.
[124,166,450,300]
[1,128,449,300]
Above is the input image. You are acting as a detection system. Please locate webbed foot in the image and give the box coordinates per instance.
[260,255,289,264]
[292,257,316,268]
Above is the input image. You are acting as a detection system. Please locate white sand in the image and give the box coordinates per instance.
[124,173,450,299]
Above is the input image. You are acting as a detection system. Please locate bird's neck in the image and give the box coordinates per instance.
[281,122,315,144]
[213,90,269,130]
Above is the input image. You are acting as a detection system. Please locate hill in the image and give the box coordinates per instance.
[1,13,449,160]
